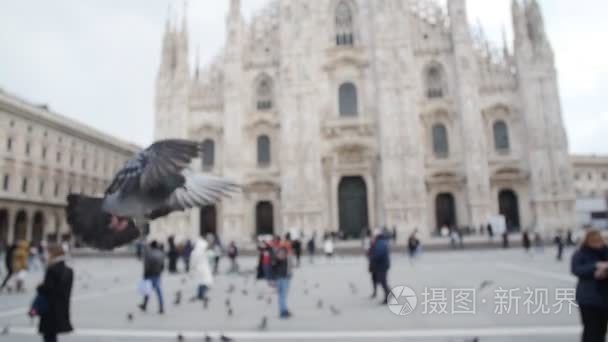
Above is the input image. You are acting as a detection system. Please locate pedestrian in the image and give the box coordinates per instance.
[367,230,378,299]
[35,244,74,342]
[554,231,565,261]
[522,231,531,253]
[306,234,316,264]
[449,227,458,249]
[208,234,223,275]
[502,231,509,248]
[190,237,213,301]
[567,229,575,246]
[271,245,293,319]
[407,230,421,262]
[292,236,302,268]
[167,236,178,273]
[182,239,193,273]
[0,243,16,291]
[12,240,29,292]
[256,240,274,282]
[138,241,165,314]
[227,241,239,274]
[571,229,608,342]
[369,229,391,304]
[323,233,334,259]
[534,232,544,254]
[487,223,494,240]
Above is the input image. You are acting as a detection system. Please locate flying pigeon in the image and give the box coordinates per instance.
[66,139,239,250]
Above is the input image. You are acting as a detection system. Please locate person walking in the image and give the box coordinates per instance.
[306,234,316,264]
[292,236,302,268]
[572,229,608,342]
[370,230,391,304]
[12,240,29,292]
[227,241,239,274]
[323,234,334,260]
[407,230,421,262]
[522,231,531,253]
[367,230,378,299]
[182,239,193,273]
[167,236,178,274]
[190,237,213,301]
[271,245,293,319]
[36,244,73,342]
[534,232,544,254]
[256,240,274,282]
[0,243,16,291]
[555,231,565,261]
[138,241,165,314]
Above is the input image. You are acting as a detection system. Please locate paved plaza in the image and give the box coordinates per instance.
[0,247,581,342]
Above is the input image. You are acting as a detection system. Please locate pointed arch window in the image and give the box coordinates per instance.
[202,139,215,171]
[339,82,358,117]
[493,120,510,153]
[425,64,446,99]
[256,76,273,111]
[432,123,449,159]
[257,135,271,167]
[335,1,354,46]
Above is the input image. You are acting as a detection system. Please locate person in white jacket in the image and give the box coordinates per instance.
[190,237,214,301]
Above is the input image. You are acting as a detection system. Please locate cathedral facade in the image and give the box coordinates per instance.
[152,0,575,243]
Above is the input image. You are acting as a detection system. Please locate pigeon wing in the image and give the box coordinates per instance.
[105,139,201,198]
[166,172,240,211]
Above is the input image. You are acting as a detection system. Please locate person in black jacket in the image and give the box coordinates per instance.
[37,244,73,342]
[370,230,391,305]
[0,243,16,290]
[138,241,165,314]
[572,229,608,342]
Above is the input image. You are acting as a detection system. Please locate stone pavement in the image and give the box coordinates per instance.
[0,247,581,341]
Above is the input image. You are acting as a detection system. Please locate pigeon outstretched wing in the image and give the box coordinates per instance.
[105,139,201,198]
[166,172,240,211]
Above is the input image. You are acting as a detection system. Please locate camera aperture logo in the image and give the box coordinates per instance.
[387,285,417,316]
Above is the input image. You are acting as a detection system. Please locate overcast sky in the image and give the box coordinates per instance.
[0,0,606,154]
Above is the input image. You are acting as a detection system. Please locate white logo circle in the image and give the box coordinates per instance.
[387,285,417,316]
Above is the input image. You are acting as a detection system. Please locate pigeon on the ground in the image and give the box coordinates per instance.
[227,307,234,317]
[314,283,320,289]
[329,305,341,315]
[303,289,309,296]
[478,280,494,291]
[67,139,239,250]
[258,316,268,330]
[174,290,182,306]
[204,335,212,342]
[220,335,234,342]
[203,297,209,309]
[256,293,264,301]
[127,313,134,322]
[225,298,231,307]
[266,297,272,305]
[241,289,248,296]
[317,299,324,309]
[227,284,235,294]
[177,333,184,341]
[349,282,358,294]
[1,326,9,335]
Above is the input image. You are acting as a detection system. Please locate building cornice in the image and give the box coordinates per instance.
[0,90,141,155]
